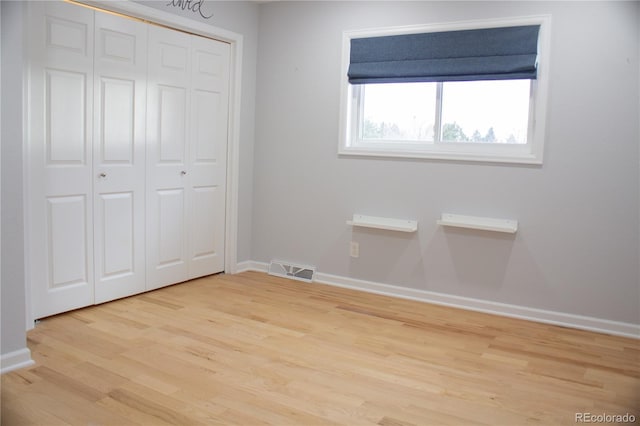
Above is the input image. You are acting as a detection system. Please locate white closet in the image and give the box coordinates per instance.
[27,1,230,319]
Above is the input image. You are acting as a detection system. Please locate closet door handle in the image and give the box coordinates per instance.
[180,171,187,176]
[99,173,107,178]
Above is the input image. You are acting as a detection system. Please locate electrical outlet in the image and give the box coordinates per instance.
[350,241,360,258]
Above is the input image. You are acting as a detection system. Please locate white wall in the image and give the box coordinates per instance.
[252,1,640,326]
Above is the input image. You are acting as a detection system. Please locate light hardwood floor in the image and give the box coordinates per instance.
[2,271,639,425]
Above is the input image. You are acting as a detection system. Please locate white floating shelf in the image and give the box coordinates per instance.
[437,213,518,234]
[347,214,418,233]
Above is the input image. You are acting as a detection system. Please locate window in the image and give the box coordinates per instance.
[338,16,551,164]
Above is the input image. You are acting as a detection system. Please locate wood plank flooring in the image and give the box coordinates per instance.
[2,271,639,425]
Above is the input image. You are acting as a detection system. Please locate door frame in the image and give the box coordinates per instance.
[23,0,243,327]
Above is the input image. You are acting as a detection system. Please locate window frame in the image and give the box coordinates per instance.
[338,15,552,165]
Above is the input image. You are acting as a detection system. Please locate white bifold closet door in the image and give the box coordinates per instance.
[93,11,148,304]
[146,25,229,291]
[28,2,96,318]
[28,1,230,319]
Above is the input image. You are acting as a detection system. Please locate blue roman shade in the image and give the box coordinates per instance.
[348,25,540,84]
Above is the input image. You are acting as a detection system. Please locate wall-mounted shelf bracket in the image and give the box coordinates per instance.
[437,213,518,234]
[347,214,418,233]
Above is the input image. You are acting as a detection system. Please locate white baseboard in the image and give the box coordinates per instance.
[236,261,640,339]
[1,348,35,374]
[236,260,269,273]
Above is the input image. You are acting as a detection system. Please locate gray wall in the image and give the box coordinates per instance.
[252,1,640,324]
[1,1,27,356]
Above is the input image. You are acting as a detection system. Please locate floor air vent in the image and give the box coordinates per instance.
[268,260,316,283]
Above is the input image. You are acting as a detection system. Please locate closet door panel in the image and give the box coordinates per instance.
[147,27,230,287]
[99,192,134,276]
[190,186,218,264]
[29,2,95,319]
[93,11,147,304]
[158,86,187,163]
[188,36,230,277]
[192,90,219,163]
[157,189,185,264]
[46,196,89,288]
[146,25,191,290]
[100,78,134,162]
[46,70,87,164]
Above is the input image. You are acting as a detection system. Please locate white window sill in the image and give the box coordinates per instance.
[338,145,543,165]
